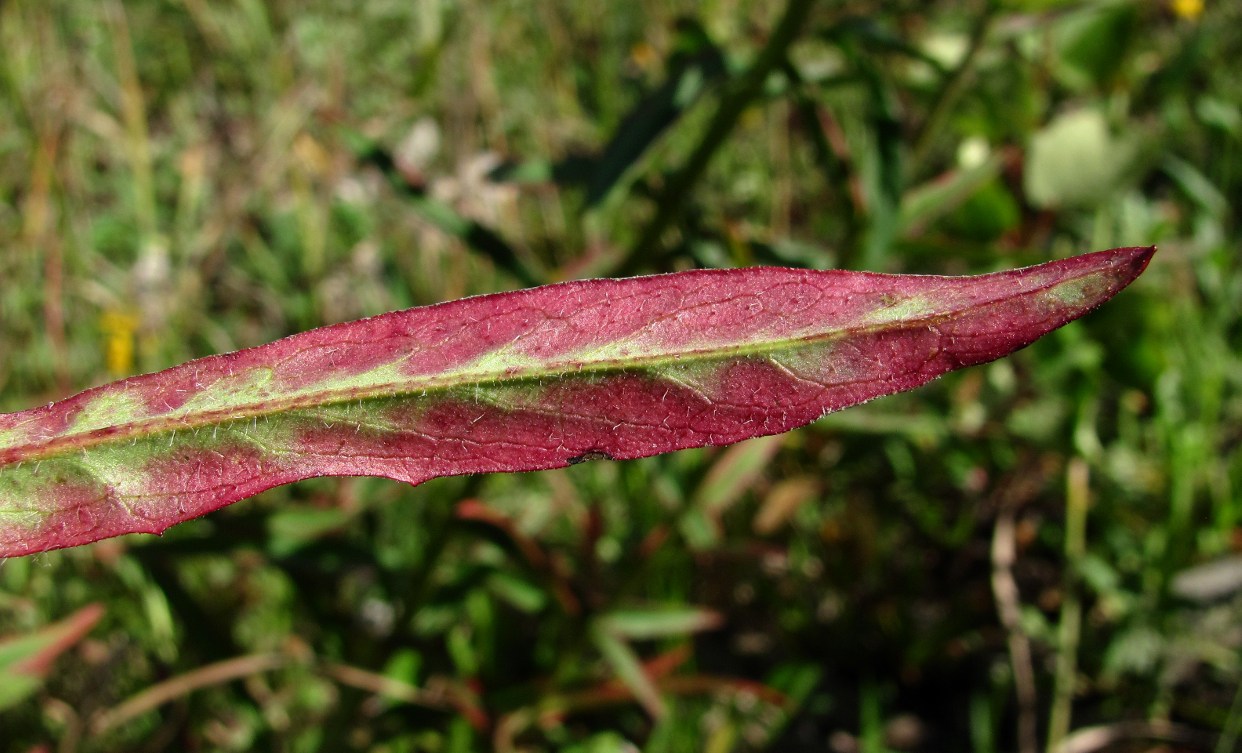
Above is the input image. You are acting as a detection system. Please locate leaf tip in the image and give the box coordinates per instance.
[1097,245,1156,286]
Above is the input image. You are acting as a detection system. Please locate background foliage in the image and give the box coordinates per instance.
[1,1,1239,751]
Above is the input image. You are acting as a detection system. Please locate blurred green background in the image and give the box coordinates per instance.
[1,0,1239,751]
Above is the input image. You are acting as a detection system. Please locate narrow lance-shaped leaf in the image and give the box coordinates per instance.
[0,247,1154,557]
[0,603,104,710]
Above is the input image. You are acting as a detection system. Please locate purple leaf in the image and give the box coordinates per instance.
[0,247,1153,557]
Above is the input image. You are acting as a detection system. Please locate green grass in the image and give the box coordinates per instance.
[2,0,1241,751]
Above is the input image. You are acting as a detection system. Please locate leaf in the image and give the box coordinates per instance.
[0,603,104,710]
[753,476,820,535]
[582,18,728,207]
[596,606,723,640]
[683,434,785,549]
[590,624,666,719]
[0,247,1153,557]
[694,435,785,518]
[899,150,1005,237]
[1025,109,1144,209]
[1049,1,1139,92]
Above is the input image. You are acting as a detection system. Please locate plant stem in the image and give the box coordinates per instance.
[908,1,997,178]
[612,0,821,276]
[1216,667,1242,753]
[1048,458,1089,751]
[993,505,1038,753]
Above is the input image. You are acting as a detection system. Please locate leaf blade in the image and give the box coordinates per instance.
[0,247,1154,557]
[0,603,104,710]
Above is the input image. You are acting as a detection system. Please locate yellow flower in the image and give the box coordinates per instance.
[1171,0,1204,20]
[100,309,139,376]
[629,41,658,73]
